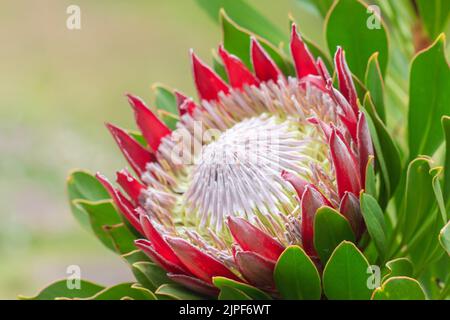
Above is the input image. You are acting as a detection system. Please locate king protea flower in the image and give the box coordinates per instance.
[96,24,374,297]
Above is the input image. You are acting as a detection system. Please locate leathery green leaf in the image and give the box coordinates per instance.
[274,246,321,300]
[213,277,271,300]
[371,277,426,300]
[323,241,373,300]
[66,170,109,229]
[314,207,355,263]
[360,193,387,261]
[325,0,389,80]
[408,34,450,157]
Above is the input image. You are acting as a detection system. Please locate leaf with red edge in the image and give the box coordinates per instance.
[227,216,285,262]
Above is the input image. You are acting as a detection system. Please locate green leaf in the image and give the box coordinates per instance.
[325,0,389,80]
[365,156,377,198]
[74,199,122,252]
[382,258,414,282]
[66,170,109,229]
[19,279,105,300]
[296,0,335,18]
[153,84,179,130]
[363,93,402,205]
[439,220,450,255]
[195,0,287,46]
[274,245,322,300]
[218,286,252,300]
[416,0,450,40]
[78,283,156,300]
[103,223,137,254]
[360,193,387,261]
[155,284,206,300]
[408,34,450,157]
[322,241,373,300]
[313,207,355,263]
[371,277,426,300]
[122,249,160,289]
[133,262,171,292]
[365,52,386,123]
[213,277,271,300]
[212,50,229,82]
[220,10,294,75]
[443,116,450,207]
[127,130,147,147]
[400,158,435,243]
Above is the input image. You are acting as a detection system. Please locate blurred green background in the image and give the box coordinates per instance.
[0,0,321,299]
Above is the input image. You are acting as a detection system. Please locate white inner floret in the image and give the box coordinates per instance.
[183,113,320,233]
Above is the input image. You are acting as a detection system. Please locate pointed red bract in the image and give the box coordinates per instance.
[227,216,284,262]
[174,90,188,107]
[250,38,283,82]
[329,128,361,198]
[166,237,240,283]
[106,123,154,177]
[282,170,309,201]
[307,117,332,141]
[334,47,358,114]
[330,88,358,141]
[316,57,331,82]
[174,90,197,116]
[339,192,364,238]
[168,274,219,297]
[301,185,332,256]
[191,51,229,102]
[140,216,188,271]
[127,94,171,152]
[218,46,259,89]
[357,112,374,186]
[290,24,318,79]
[135,239,186,274]
[235,251,275,289]
[96,172,144,235]
[116,169,144,205]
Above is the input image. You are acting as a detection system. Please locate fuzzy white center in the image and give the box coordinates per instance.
[183,114,316,232]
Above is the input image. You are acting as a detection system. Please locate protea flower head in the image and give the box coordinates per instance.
[96,24,374,296]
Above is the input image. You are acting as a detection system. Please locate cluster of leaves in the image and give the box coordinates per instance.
[23,0,450,300]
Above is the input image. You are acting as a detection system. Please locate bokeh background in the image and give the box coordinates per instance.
[0,0,324,299]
